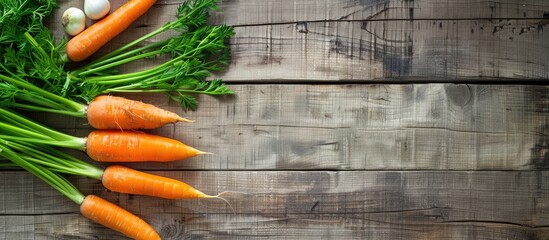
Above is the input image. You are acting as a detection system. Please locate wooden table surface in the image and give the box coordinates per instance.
[2,0,549,239]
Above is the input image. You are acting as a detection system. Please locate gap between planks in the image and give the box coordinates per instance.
[229,17,549,28]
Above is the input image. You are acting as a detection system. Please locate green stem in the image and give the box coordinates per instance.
[0,108,77,141]
[105,87,232,95]
[22,156,103,180]
[0,135,86,150]
[104,89,170,93]
[16,95,62,110]
[0,122,53,141]
[77,49,166,77]
[86,69,163,85]
[6,141,103,180]
[77,40,169,75]
[12,104,87,118]
[0,162,17,167]
[10,141,80,165]
[101,76,175,93]
[90,21,177,65]
[23,32,49,60]
[83,62,167,83]
[0,74,87,114]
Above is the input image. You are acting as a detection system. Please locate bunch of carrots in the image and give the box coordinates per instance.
[0,0,235,239]
[0,103,231,239]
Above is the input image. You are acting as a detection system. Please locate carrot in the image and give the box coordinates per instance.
[0,108,207,162]
[86,130,208,162]
[81,195,161,240]
[101,165,234,212]
[102,165,211,198]
[0,75,192,129]
[66,0,157,62]
[87,95,192,129]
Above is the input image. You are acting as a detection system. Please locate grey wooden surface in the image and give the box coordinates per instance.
[205,0,549,81]
[2,0,549,239]
[2,171,549,239]
[36,84,549,171]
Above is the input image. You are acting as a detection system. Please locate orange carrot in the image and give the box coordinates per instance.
[86,130,208,162]
[80,194,161,240]
[87,95,192,130]
[0,109,206,162]
[66,0,157,61]
[101,165,233,212]
[102,165,216,199]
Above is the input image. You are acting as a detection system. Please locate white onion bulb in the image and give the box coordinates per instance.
[84,0,111,20]
[62,7,86,36]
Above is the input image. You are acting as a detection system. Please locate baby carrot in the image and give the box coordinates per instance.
[86,130,208,162]
[87,95,192,130]
[66,0,157,62]
[81,194,161,240]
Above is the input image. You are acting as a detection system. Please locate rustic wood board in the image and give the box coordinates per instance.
[1,171,549,239]
[207,0,549,24]
[217,19,549,81]
[33,84,549,171]
[46,0,549,82]
[2,0,549,239]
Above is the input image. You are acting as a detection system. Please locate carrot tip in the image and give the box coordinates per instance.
[206,191,235,214]
[179,117,194,123]
[197,151,214,155]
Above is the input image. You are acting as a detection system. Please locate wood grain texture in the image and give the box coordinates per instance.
[1,171,548,239]
[217,19,549,81]
[4,0,549,239]
[47,1,549,82]
[113,0,549,31]
[32,84,549,171]
[208,0,549,25]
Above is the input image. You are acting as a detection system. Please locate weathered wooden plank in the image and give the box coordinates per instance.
[1,171,548,239]
[103,19,548,81]
[47,1,549,81]
[1,213,546,239]
[54,0,547,31]
[11,1,549,240]
[184,0,549,25]
[32,84,549,170]
[53,0,549,29]
[217,20,549,81]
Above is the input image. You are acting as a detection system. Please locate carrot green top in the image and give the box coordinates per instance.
[1,0,235,113]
